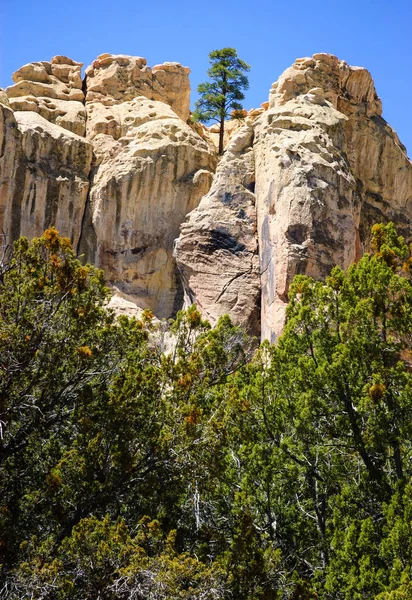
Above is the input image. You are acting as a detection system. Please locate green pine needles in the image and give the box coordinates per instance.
[192,48,250,155]
[2,223,412,598]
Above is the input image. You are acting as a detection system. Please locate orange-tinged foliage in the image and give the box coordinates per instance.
[76,345,93,358]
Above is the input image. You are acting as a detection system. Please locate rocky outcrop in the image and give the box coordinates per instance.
[80,96,216,317]
[0,103,92,248]
[1,52,411,338]
[6,56,86,136]
[84,54,191,121]
[174,124,260,335]
[175,53,412,340]
[79,53,217,317]
[1,53,216,319]
[254,53,412,340]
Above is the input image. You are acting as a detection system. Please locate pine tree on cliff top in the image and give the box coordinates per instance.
[192,48,250,155]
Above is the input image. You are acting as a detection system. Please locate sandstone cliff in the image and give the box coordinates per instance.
[1,54,216,318]
[1,52,411,339]
[176,53,412,340]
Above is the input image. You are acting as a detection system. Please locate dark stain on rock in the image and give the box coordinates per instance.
[222,191,232,205]
[286,223,308,245]
[198,229,246,255]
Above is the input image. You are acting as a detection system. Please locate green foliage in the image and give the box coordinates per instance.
[2,223,412,599]
[192,47,250,154]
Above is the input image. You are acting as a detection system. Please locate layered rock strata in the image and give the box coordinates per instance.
[84,54,191,122]
[6,56,86,136]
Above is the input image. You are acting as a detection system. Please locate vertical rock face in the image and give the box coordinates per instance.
[1,53,216,319]
[1,52,411,336]
[80,54,217,316]
[0,102,92,248]
[253,53,412,340]
[174,124,260,335]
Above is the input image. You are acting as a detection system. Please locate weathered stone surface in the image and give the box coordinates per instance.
[254,53,412,341]
[85,54,191,121]
[79,95,216,317]
[207,107,268,153]
[175,124,260,334]
[7,56,84,101]
[6,56,86,135]
[0,105,92,248]
[0,89,10,107]
[8,96,86,137]
[1,51,411,338]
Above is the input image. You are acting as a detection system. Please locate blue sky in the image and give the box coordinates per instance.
[1,0,411,154]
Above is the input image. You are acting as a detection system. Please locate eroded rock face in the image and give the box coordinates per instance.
[6,56,86,136]
[0,104,92,248]
[174,124,260,335]
[1,52,411,338]
[254,53,412,340]
[1,53,216,319]
[80,91,217,317]
[84,54,191,121]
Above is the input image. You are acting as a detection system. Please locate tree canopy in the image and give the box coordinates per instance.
[193,47,250,155]
[1,224,412,599]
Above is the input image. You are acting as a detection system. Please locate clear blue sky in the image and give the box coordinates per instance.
[1,0,411,154]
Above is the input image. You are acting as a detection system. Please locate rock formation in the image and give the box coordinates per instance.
[81,95,216,317]
[1,52,411,339]
[253,53,412,340]
[1,54,216,318]
[6,56,86,136]
[81,54,216,316]
[176,53,412,340]
[175,124,260,334]
[0,102,92,248]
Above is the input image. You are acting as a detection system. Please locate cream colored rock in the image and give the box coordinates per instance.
[86,95,178,140]
[0,89,10,107]
[208,118,244,152]
[8,96,86,136]
[255,53,412,341]
[7,56,84,101]
[0,106,92,248]
[6,56,86,135]
[85,54,191,121]
[269,53,382,117]
[107,293,146,319]
[175,124,260,334]
[79,96,217,318]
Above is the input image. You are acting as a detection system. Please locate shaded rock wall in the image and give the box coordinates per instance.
[0,103,92,249]
[174,124,260,335]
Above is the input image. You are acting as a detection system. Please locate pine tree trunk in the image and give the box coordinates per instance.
[218,116,225,155]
